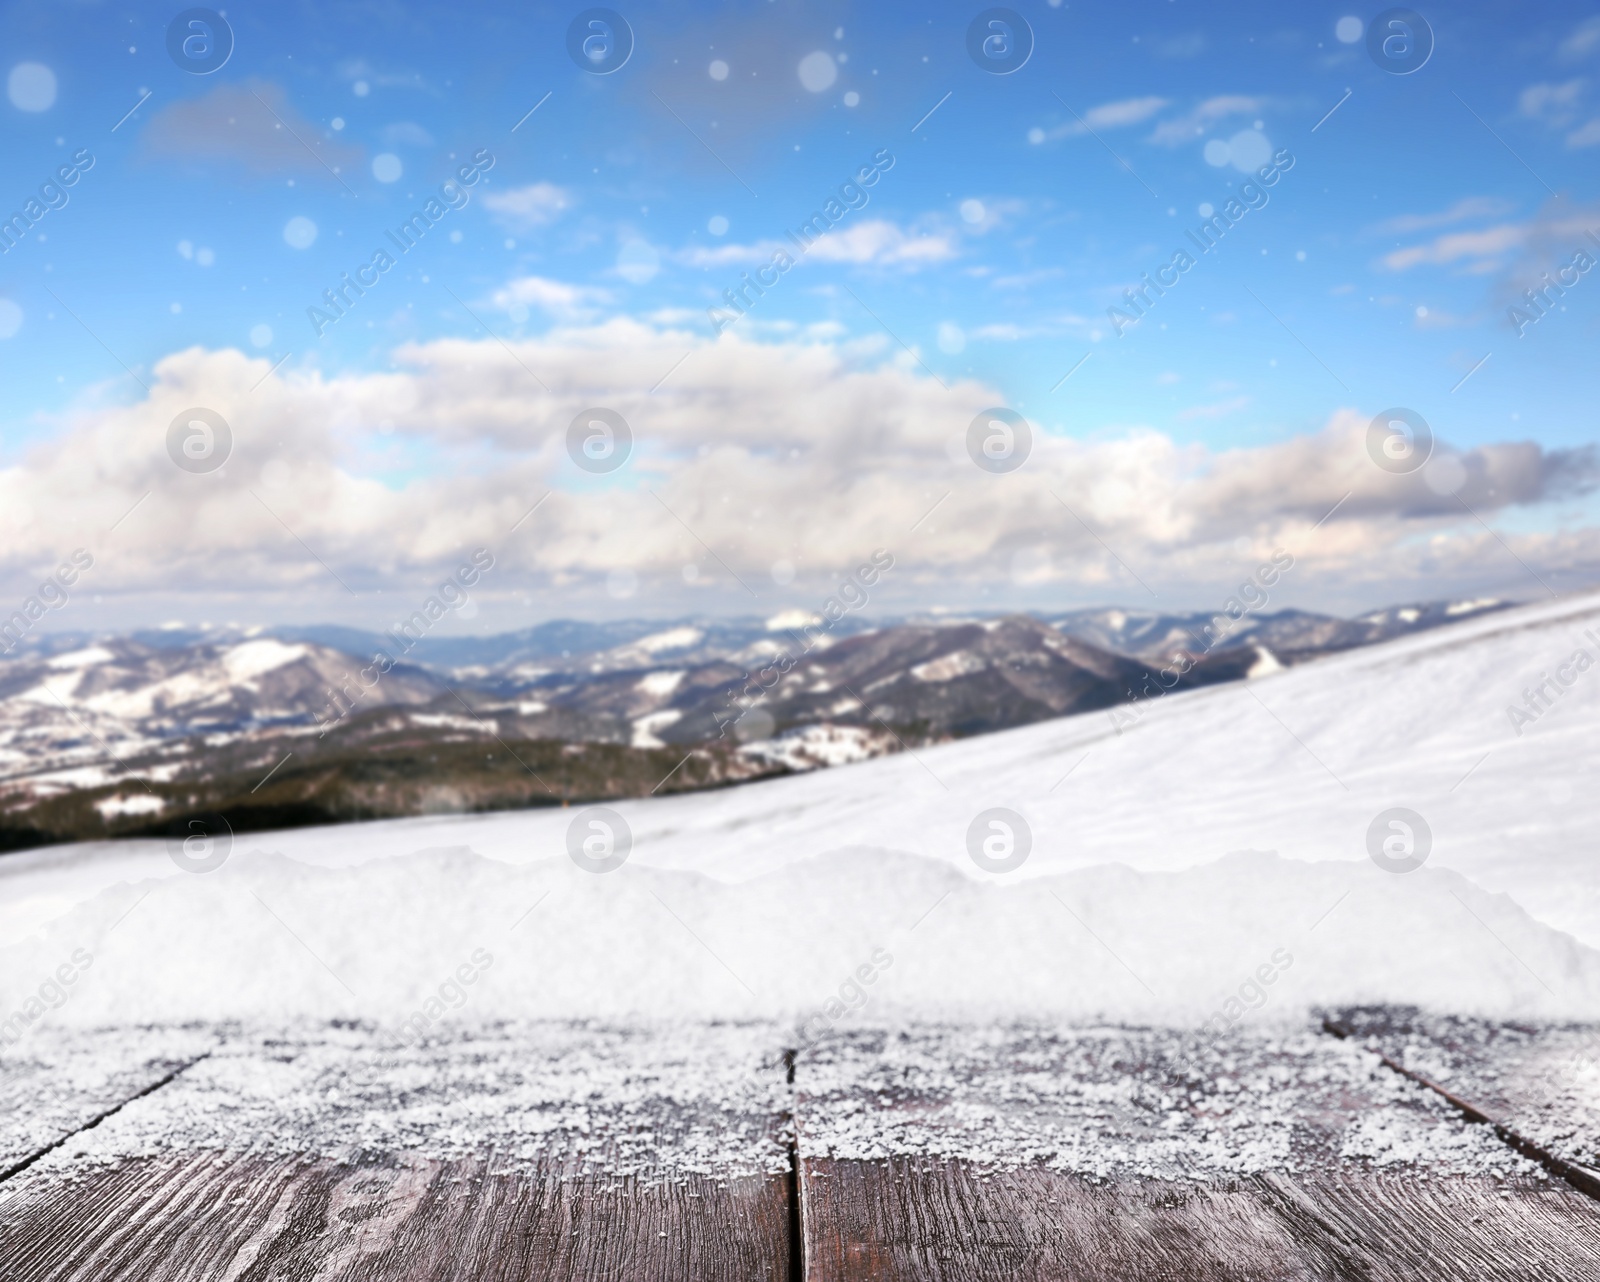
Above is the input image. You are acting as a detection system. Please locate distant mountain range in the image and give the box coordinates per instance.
[0,596,1512,851]
[1047,598,1512,665]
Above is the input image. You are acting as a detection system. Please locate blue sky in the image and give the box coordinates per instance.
[1,1,1597,629]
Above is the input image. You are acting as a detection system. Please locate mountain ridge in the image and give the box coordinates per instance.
[0,594,1516,852]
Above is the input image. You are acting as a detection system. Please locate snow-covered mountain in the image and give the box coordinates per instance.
[1047,596,1510,664]
[0,617,1152,786]
[0,594,1531,851]
[504,614,1157,748]
[0,638,445,787]
[9,597,1509,683]
[0,616,1158,849]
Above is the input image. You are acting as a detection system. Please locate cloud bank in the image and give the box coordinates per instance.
[1,324,1594,618]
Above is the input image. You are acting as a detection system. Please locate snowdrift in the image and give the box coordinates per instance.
[4,846,1598,1030]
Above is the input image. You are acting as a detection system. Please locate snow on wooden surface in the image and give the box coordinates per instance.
[5,1018,1600,1279]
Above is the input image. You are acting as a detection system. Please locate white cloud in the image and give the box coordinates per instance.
[804,220,957,266]
[991,268,1065,291]
[1516,79,1600,147]
[489,276,611,320]
[615,240,661,284]
[335,57,432,93]
[1382,224,1527,270]
[1376,197,1516,234]
[1496,201,1600,297]
[1147,95,1267,147]
[679,240,784,268]
[380,121,435,148]
[481,182,572,229]
[144,80,361,175]
[1567,118,1600,148]
[953,196,1028,232]
[1,330,1592,612]
[683,220,956,270]
[1029,96,1169,144]
[968,323,1028,341]
[1157,34,1206,59]
[1175,395,1251,422]
[1382,205,1600,272]
[1560,17,1600,62]
[1412,306,1482,330]
[1520,78,1586,125]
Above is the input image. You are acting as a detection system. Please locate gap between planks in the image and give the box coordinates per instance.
[782,1046,806,1282]
[0,1053,211,1186]
[1321,1017,1600,1202]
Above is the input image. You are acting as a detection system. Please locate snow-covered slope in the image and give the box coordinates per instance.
[2,589,1597,1028]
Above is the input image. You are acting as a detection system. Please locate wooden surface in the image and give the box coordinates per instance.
[0,1026,213,1175]
[793,1024,1600,1281]
[801,1158,1321,1281]
[1327,1006,1600,1183]
[4,1017,1600,1280]
[1259,1170,1600,1280]
[0,1024,793,1282]
[0,1151,791,1282]
[799,1160,1600,1282]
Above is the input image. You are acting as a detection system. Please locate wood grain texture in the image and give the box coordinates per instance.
[802,1157,1327,1282]
[12,1017,1600,1280]
[0,1023,796,1281]
[0,1150,792,1282]
[795,1023,1600,1281]
[800,1158,1600,1282]
[1259,1170,1600,1280]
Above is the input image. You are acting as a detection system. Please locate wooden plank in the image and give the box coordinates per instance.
[1325,1008,1600,1190]
[801,1159,1600,1281]
[0,1151,791,1282]
[802,1158,1332,1280]
[0,1026,213,1174]
[0,1022,795,1282]
[794,1022,1600,1281]
[1259,1170,1600,1279]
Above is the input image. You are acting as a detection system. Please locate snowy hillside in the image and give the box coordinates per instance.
[1,588,1597,1030]
[0,595,1515,847]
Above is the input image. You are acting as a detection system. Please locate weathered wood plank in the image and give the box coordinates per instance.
[801,1159,1600,1281]
[794,1022,1600,1281]
[0,1025,213,1173]
[1259,1170,1600,1280]
[802,1158,1332,1281]
[0,1022,795,1282]
[1326,1007,1600,1184]
[0,1151,792,1281]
